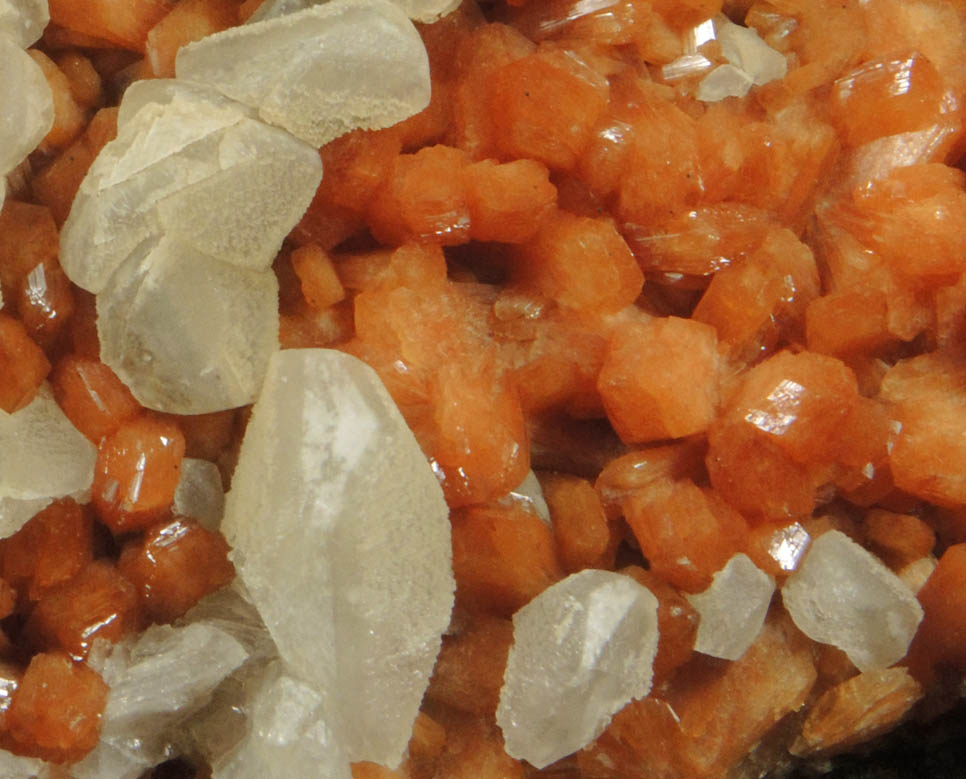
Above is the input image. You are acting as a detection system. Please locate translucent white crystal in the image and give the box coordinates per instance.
[0,749,46,779]
[96,235,279,414]
[716,15,787,86]
[0,385,97,501]
[497,569,660,769]
[0,0,48,47]
[697,63,755,102]
[116,78,256,130]
[180,583,278,661]
[176,0,431,146]
[61,93,322,293]
[248,0,458,23]
[504,470,550,525]
[687,553,775,661]
[222,349,454,767]
[781,530,924,672]
[0,36,53,175]
[211,661,351,779]
[174,457,225,530]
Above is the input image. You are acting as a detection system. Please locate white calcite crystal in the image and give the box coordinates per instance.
[497,569,660,769]
[222,348,454,768]
[210,661,350,779]
[694,15,787,102]
[249,0,459,24]
[174,457,225,530]
[687,553,775,661]
[782,530,924,672]
[62,90,322,293]
[503,470,551,525]
[0,749,45,779]
[697,63,755,102]
[72,622,248,778]
[0,36,53,175]
[0,385,96,502]
[176,0,431,147]
[0,0,48,47]
[95,235,280,414]
[0,495,51,538]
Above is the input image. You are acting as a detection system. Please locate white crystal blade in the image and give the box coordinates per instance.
[497,569,660,769]
[174,457,226,530]
[0,0,48,47]
[249,0,459,24]
[176,0,431,146]
[61,93,321,293]
[0,384,97,502]
[716,15,787,86]
[0,37,53,175]
[222,349,454,767]
[97,236,280,414]
[781,530,924,671]
[687,553,775,661]
[697,63,755,102]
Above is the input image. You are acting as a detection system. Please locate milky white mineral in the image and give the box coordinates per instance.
[249,0,459,24]
[781,530,924,672]
[222,348,454,768]
[176,0,431,146]
[174,457,226,530]
[210,661,351,779]
[0,749,45,779]
[0,36,53,175]
[0,495,50,538]
[61,91,322,293]
[716,15,787,85]
[0,0,48,47]
[116,78,256,130]
[497,569,660,769]
[72,622,248,779]
[95,235,280,414]
[687,553,775,661]
[697,63,755,102]
[0,384,96,503]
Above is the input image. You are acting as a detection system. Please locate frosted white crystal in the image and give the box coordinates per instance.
[716,15,787,86]
[0,495,52,538]
[497,569,660,769]
[62,93,322,293]
[0,0,48,47]
[222,349,454,767]
[697,63,755,102]
[116,78,256,130]
[211,661,351,779]
[504,470,551,525]
[176,0,431,146]
[687,553,775,661]
[249,0,458,23]
[782,530,924,672]
[0,749,46,779]
[0,36,53,175]
[96,235,279,414]
[0,385,97,501]
[174,457,225,530]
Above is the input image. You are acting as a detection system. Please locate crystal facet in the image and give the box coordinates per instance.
[222,348,454,767]
[174,457,225,530]
[781,530,924,671]
[176,0,431,146]
[0,0,48,47]
[687,553,775,661]
[0,36,53,175]
[497,569,660,769]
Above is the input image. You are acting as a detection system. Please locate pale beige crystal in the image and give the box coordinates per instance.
[174,457,225,530]
[0,0,48,47]
[0,36,53,175]
[176,0,431,147]
[96,236,280,414]
[222,349,454,768]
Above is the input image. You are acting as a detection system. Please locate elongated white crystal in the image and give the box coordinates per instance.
[697,63,755,101]
[497,569,660,769]
[222,349,454,767]
[116,78,256,130]
[96,236,280,414]
[0,385,96,502]
[687,553,775,661]
[174,457,225,530]
[781,531,924,671]
[211,661,351,779]
[62,93,322,293]
[0,0,48,47]
[250,0,458,23]
[176,0,431,146]
[0,36,53,175]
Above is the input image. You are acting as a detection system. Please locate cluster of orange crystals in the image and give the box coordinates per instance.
[5,0,966,774]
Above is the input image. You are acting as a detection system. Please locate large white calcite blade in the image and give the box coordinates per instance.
[497,569,660,769]
[249,0,459,24]
[0,36,53,175]
[686,553,775,661]
[222,348,455,768]
[782,530,924,671]
[176,0,431,147]
[96,235,279,414]
[0,0,48,47]
[210,661,351,779]
[61,90,322,293]
[0,384,96,502]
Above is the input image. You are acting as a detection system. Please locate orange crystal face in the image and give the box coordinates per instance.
[3,0,966,775]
